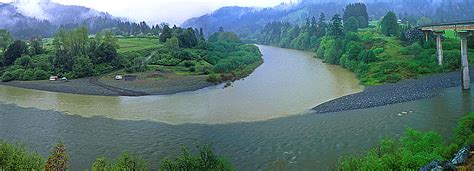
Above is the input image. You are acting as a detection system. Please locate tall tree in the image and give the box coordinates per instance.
[316,12,327,37]
[329,14,344,38]
[160,25,172,43]
[0,29,13,53]
[343,3,369,28]
[29,37,44,56]
[344,17,359,32]
[380,11,399,36]
[4,40,28,66]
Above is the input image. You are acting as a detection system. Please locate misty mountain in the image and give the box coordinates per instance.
[0,0,116,39]
[182,0,474,36]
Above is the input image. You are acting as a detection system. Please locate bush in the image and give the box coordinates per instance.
[1,71,14,82]
[45,142,70,171]
[0,141,44,170]
[72,56,94,78]
[373,48,384,54]
[207,73,221,83]
[160,144,233,171]
[336,128,446,170]
[110,152,147,170]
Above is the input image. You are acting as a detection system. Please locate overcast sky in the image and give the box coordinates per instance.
[1,0,292,25]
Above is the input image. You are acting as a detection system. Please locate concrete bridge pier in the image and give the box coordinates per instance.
[458,31,471,90]
[434,32,444,65]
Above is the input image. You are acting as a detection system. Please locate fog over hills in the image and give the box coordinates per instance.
[0,0,120,39]
[183,0,473,36]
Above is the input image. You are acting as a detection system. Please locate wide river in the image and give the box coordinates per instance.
[0,45,473,170]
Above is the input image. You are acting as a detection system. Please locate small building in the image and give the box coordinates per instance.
[49,76,59,81]
[115,75,123,80]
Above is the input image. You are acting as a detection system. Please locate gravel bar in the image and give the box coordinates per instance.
[312,69,474,113]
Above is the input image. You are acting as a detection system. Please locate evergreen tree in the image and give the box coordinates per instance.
[0,29,13,53]
[329,14,344,38]
[160,25,172,43]
[316,12,327,37]
[381,11,399,36]
[4,40,28,66]
[343,3,369,28]
[29,37,44,56]
[344,17,359,32]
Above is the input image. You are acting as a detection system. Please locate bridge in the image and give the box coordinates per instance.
[418,21,474,90]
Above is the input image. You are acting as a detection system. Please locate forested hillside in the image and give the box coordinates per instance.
[0,0,163,39]
[257,3,474,85]
[183,0,474,37]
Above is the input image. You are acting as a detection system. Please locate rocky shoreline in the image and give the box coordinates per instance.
[312,70,474,113]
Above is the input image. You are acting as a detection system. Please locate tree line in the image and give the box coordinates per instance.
[258,2,474,85]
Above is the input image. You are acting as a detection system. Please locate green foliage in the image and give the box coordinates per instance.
[165,37,180,50]
[125,53,148,73]
[160,144,234,171]
[0,141,44,170]
[4,40,28,66]
[45,142,70,171]
[14,55,32,68]
[337,112,474,170]
[72,56,94,78]
[344,17,359,32]
[160,24,172,43]
[336,128,446,170]
[380,11,399,36]
[29,37,44,56]
[329,14,344,38]
[343,3,369,28]
[110,152,148,170]
[0,29,13,53]
[91,153,148,171]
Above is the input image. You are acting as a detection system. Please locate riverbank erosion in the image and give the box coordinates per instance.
[313,69,474,113]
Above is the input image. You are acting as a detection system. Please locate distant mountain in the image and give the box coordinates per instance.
[0,0,119,39]
[182,0,473,37]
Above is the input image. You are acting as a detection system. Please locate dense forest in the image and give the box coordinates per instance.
[0,25,262,83]
[258,3,474,85]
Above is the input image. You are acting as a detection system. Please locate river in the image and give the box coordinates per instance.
[0,45,473,170]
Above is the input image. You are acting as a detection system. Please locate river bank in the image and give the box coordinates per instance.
[313,69,474,113]
[0,74,214,96]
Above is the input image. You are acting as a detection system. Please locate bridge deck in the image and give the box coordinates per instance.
[418,21,474,31]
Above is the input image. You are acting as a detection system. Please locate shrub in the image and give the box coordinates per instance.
[207,73,221,83]
[45,142,70,171]
[110,152,147,171]
[72,56,94,78]
[0,141,44,170]
[373,48,384,54]
[1,71,14,82]
[336,128,445,170]
[160,144,233,171]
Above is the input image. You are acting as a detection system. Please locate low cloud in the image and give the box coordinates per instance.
[13,0,50,20]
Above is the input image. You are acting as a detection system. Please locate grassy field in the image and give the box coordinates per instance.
[117,37,161,53]
[41,37,162,53]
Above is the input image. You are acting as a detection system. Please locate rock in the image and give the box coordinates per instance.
[451,146,471,165]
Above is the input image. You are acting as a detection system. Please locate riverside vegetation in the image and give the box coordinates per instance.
[0,25,262,84]
[257,3,474,85]
[0,141,233,171]
[336,112,474,170]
